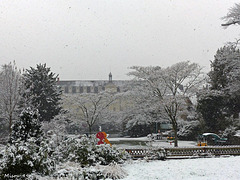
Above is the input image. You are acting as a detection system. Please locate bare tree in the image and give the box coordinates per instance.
[129,61,205,147]
[0,62,22,135]
[63,92,117,134]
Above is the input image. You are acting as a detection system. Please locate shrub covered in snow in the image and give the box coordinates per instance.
[53,161,127,179]
[56,135,129,167]
[219,124,240,145]
[1,106,130,179]
[102,162,128,179]
[51,135,129,179]
[53,165,105,180]
[0,137,55,178]
[10,108,43,144]
[142,147,166,161]
[0,108,51,178]
[178,120,202,140]
[221,125,237,137]
[0,107,56,178]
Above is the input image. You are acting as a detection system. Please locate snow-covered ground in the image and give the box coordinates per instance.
[1,137,239,179]
[111,137,240,179]
[122,156,240,180]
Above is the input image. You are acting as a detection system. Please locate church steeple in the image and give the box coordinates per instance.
[109,72,112,83]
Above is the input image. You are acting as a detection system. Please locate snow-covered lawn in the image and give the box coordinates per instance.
[1,136,239,180]
[122,156,240,180]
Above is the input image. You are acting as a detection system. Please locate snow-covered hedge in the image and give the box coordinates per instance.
[0,134,130,179]
[53,162,128,179]
[53,165,105,180]
[50,135,129,179]
[56,135,129,167]
[0,137,55,178]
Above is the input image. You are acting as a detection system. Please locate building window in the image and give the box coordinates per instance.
[79,86,83,93]
[87,86,91,93]
[72,86,76,93]
[94,87,98,93]
[64,86,69,93]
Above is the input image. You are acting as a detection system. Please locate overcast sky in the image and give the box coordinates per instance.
[0,0,239,80]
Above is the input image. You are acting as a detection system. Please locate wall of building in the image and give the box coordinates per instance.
[57,80,126,94]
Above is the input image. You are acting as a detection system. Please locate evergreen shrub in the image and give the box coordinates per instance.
[0,138,55,178]
[57,135,129,167]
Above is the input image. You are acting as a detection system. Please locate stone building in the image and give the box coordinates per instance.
[57,73,127,94]
[57,72,131,114]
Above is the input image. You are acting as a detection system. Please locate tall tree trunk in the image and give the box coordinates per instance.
[9,115,12,135]
[88,125,92,135]
[172,120,178,147]
[174,127,178,147]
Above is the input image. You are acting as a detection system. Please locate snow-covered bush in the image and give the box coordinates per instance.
[82,169,104,180]
[10,108,43,144]
[143,148,166,161]
[0,137,55,178]
[96,143,130,165]
[178,120,202,140]
[220,124,240,145]
[0,107,56,178]
[102,162,128,179]
[221,126,237,137]
[53,163,104,180]
[57,135,129,167]
[53,161,127,180]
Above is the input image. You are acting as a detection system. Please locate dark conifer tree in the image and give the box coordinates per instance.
[21,63,62,122]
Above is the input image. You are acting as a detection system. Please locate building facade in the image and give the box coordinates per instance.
[57,73,127,94]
